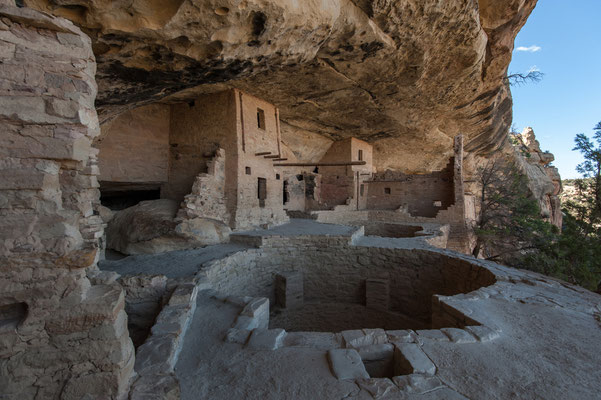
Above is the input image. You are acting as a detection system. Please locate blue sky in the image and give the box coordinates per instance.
[509,0,601,179]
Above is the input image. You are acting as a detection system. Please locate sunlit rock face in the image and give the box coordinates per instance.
[516,127,562,228]
[24,0,537,171]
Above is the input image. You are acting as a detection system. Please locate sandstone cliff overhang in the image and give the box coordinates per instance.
[24,0,538,171]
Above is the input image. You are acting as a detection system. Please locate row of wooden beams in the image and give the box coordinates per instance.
[273,161,367,167]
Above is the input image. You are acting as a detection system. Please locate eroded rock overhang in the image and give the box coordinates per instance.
[23,0,538,171]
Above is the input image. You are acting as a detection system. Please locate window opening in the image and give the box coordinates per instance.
[384,187,391,195]
[358,149,363,161]
[257,108,266,130]
[246,166,251,175]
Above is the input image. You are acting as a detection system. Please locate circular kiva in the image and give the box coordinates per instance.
[205,244,496,333]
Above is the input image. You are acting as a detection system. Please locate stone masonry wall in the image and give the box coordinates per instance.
[205,237,495,326]
[0,6,133,399]
[176,148,229,224]
[366,160,454,217]
[166,91,237,204]
[269,302,426,332]
[316,138,374,210]
[97,103,170,184]
[232,90,288,229]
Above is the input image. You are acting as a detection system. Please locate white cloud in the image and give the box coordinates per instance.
[516,45,542,53]
[528,65,540,73]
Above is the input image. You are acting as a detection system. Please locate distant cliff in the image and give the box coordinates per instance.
[513,127,563,227]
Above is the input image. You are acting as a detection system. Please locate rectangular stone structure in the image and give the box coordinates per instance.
[366,279,389,311]
[275,271,304,309]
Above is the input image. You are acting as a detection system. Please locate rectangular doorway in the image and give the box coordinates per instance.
[258,177,267,208]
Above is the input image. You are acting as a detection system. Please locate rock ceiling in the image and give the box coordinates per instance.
[24,0,537,171]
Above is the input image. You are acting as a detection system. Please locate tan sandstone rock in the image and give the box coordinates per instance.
[24,0,537,172]
[107,199,230,254]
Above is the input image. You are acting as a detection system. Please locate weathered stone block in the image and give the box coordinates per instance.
[327,349,370,380]
[466,325,501,342]
[356,343,394,362]
[232,315,260,331]
[416,329,450,342]
[130,374,181,400]
[151,305,190,336]
[386,330,415,343]
[342,329,388,348]
[224,328,251,345]
[441,328,477,344]
[246,328,286,350]
[134,334,180,376]
[393,343,436,376]
[168,283,198,306]
[240,297,269,329]
[357,377,400,398]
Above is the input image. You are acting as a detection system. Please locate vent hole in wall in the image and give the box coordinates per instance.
[215,7,229,15]
[0,302,28,332]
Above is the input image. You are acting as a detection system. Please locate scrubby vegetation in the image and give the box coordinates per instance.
[475,122,601,292]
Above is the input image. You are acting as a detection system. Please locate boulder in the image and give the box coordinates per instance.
[106,199,230,255]
[174,217,231,246]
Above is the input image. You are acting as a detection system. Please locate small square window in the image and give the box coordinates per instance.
[384,187,391,195]
[257,108,265,130]
[276,174,280,180]
[358,150,363,161]
[245,167,251,175]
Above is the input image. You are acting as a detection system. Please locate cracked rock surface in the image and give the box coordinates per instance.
[25,0,537,171]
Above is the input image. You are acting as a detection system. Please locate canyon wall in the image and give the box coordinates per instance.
[515,127,562,227]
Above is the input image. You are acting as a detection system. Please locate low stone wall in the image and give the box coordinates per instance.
[312,209,467,251]
[363,223,423,238]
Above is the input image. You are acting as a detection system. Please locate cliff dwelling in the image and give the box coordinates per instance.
[1,1,599,400]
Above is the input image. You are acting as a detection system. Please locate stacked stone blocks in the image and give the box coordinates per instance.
[0,6,134,399]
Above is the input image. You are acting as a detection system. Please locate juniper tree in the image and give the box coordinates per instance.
[472,158,556,262]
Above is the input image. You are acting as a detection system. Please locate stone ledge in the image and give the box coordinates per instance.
[246,328,286,350]
[441,328,477,344]
[129,373,181,400]
[393,343,436,376]
[327,349,370,380]
[132,278,200,380]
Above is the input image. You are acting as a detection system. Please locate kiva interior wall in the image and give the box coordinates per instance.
[97,104,170,184]
[0,6,133,399]
[206,238,495,326]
